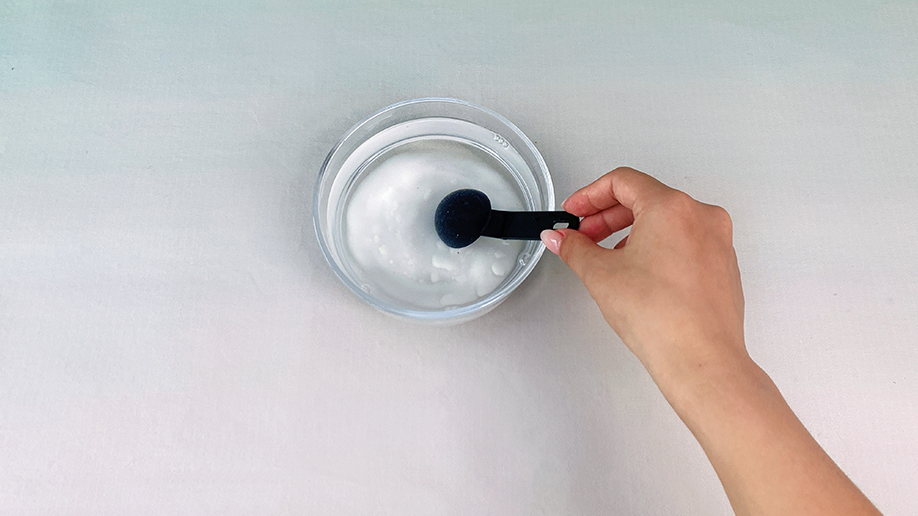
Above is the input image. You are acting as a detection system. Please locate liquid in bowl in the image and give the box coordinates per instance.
[341,136,526,309]
[315,98,552,323]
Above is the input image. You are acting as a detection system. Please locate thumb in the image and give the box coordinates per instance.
[541,229,612,284]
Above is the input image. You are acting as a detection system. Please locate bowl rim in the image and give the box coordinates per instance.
[312,97,552,323]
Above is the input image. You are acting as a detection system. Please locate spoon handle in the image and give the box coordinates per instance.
[482,210,580,240]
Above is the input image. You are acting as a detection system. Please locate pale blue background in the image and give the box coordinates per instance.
[2,1,917,514]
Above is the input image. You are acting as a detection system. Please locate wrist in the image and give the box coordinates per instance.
[645,343,763,420]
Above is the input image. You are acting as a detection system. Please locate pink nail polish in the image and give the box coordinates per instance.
[541,229,562,255]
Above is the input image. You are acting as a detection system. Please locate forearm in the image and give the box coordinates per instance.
[657,354,880,516]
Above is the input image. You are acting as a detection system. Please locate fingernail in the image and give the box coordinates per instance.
[541,229,562,255]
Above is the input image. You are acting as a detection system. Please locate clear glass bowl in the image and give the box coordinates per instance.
[313,98,553,324]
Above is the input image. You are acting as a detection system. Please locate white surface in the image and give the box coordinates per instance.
[2,1,917,514]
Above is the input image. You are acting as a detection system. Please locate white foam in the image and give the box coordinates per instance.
[344,140,525,309]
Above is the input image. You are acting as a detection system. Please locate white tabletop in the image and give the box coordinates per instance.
[2,2,917,514]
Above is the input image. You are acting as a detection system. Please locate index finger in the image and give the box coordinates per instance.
[562,167,673,217]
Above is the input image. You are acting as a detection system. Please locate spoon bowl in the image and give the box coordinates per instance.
[435,189,580,249]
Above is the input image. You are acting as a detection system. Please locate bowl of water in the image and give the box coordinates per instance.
[313,98,554,324]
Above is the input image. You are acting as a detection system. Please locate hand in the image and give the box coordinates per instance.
[541,167,747,393]
[542,167,880,516]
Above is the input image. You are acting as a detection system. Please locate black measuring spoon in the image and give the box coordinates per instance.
[434,189,580,249]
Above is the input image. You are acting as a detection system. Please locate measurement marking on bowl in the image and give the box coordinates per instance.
[492,133,509,148]
[519,253,531,266]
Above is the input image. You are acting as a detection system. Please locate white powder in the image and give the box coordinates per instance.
[344,139,525,309]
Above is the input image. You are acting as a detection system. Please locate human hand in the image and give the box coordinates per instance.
[541,167,747,395]
[542,168,881,516]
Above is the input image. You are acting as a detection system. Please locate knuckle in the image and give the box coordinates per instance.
[558,234,599,281]
[708,204,733,233]
[558,234,579,263]
[659,191,697,218]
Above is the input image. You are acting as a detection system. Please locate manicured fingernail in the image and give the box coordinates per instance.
[541,229,562,255]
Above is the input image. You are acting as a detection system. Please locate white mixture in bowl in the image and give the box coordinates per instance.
[344,139,525,309]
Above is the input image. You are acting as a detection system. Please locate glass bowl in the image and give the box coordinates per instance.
[313,98,553,324]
